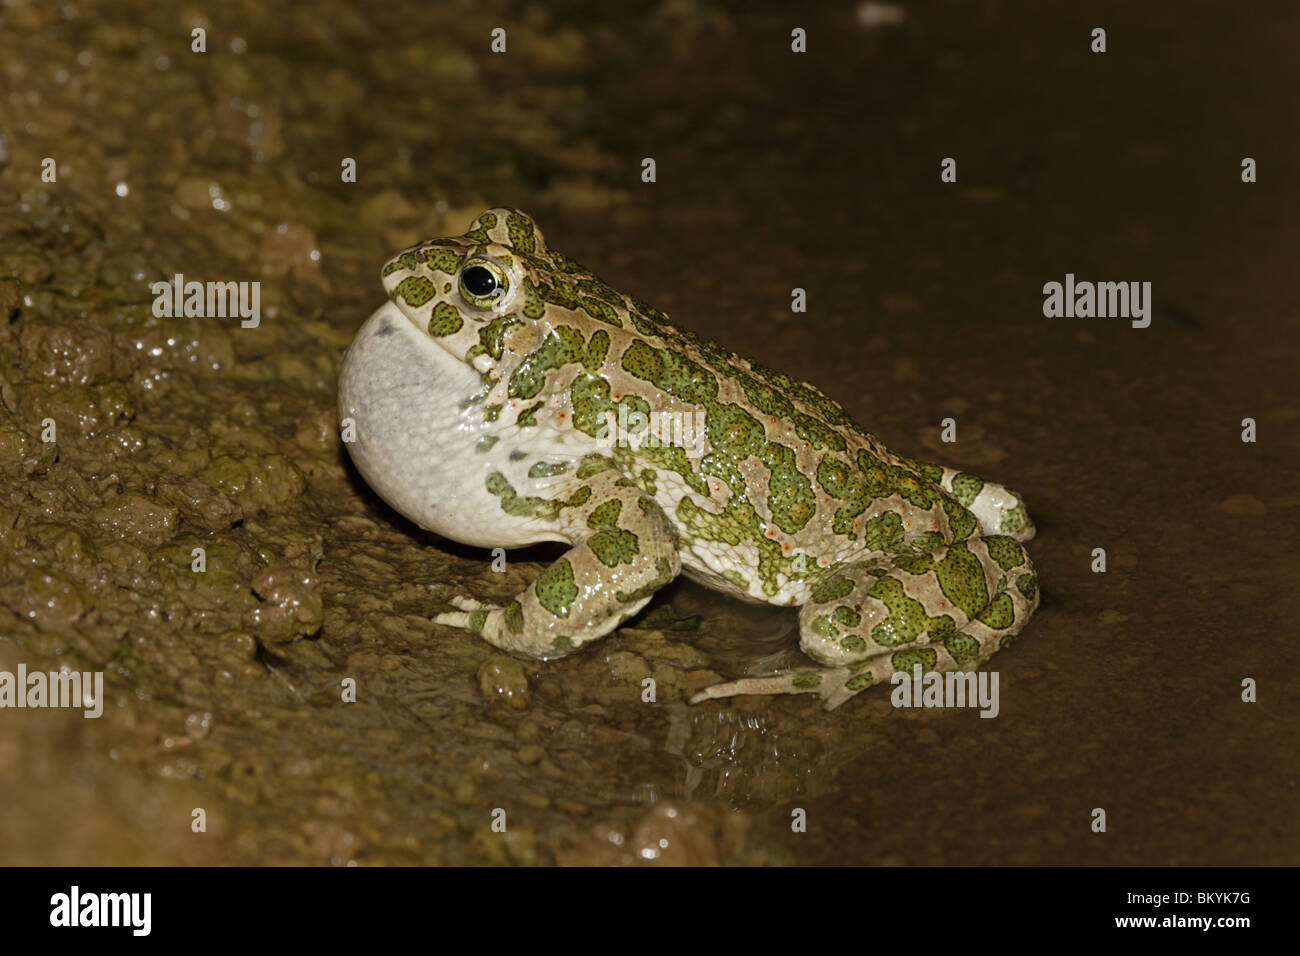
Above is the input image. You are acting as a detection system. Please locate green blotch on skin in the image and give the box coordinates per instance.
[423,248,464,275]
[485,471,590,520]
[638,442,709,495]
[506,211,537,253]
[576,454,615,479]
[585,494,644,567]
[537,276,580,310]
[935,541,989,619]
[620,339,663,382]
[812,614,839,641]
[587,498,623,529]
[792,412,847,452]
[928,615,956,639]
[584,330,611,371]
[570,372,651,440]
[749,361,860,433]
[521,281,548,319]
[817,455,870,536]
[1017,573,1038,602]
[762,442,816,534]
[941,496,978,542]
[984,535,1026,570]
[509,326,610,402]
[468,314,523,361]
[867,577,930,647]
[855,450,940,511]
[892,553,935,575]
[476,436,499,453]
[864,511,904,552]
[625,294,673,335]
[1000,499,1031,536]
[509,327,582,399]
[892,469,938,510]
[910,531,946,553]
[833,605,861,628]
[706,402,766,460]
[841,634,867,653]
[516,402,544,427]
[428,301,464,336]
[549,249,589,275]
[551,635,574,653]
[904,458,944,484]
[528,461,569,478]
[535,559,578,619]
[846,673,873,691]
[620,340,719,404]
[976,592,1016,629]
[944,632,981,666]
[721,569,749,591]
[892,648,938,674]
[396,275,436,307]
[588,522,641,567]
[463,211,497,245]
[951,472,984,506]
[467,609,488,633]
[792,673,822,689]
[579,296,623,327]
[731,368,793,420]
[382,250,421,277]
[811,574,853,604]
[576,276,625,306]
[504,600,524,634]
[756,536,785,596]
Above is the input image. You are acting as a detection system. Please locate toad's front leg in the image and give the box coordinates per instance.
[435,484,681,659]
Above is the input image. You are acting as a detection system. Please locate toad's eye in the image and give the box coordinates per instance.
[459,258,508,308]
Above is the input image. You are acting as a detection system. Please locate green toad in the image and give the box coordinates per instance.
[337,208,1039,709]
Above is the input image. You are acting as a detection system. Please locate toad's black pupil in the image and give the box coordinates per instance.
[463,266,497,297]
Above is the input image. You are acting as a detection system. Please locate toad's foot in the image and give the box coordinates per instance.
[690,667,870,711]
[434,595,493,627]
[433,482,682,659]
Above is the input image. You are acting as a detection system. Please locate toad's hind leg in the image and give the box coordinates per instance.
[435,484,680,660]
[691,534,1039,710]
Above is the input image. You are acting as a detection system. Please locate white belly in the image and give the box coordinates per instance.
[337,301,568,549]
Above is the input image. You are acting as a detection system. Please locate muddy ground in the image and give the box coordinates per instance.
[0,0,1296,865]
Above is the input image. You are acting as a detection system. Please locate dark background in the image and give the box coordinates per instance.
[0,0,1294,865]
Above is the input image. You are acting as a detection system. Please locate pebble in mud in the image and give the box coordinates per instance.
[13,566,88,633]
[91,492,178,548]
[17,320,129,385]
[246,561,324,644]
[477,655,531,709]
[198,453,306,512]
[17,381,135,438]
[155,476,244,532]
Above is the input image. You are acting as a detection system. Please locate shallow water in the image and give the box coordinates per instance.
[0,0,1296,865]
